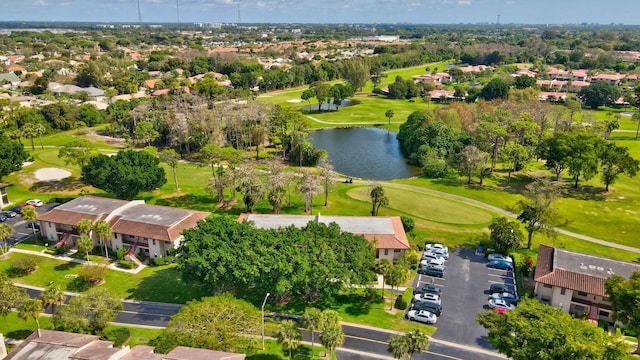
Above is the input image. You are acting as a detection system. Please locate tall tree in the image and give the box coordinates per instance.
[235,165,264,213]
[477,298,627,360]
[539,132,572,181]
[58,139,98,169]
[81,150,167,200]
[160,149,181,191]
[310,81,332,112]
[0,223,13,258]
[0,134,28,181]
[385,266,408,310]
[157,294,260,353]
[201,145,242,204]
[459,145,489,184]
[53,287,122,334]
[385,109,395,126]
[76,235,94,262]
[93,220,112,259]
[40,284,66,313]
[578,80,620,109]
[375,259,392,300]
[298,168,322,214]
[21,206,39,239]
[266,160,287,214]
[369,184,389,216]
[135,120,159,146]
[276,320,302,360]
[303,308,323,359]
[566,132,604,188]
[516,178,562,249]
[488,217,524,255]
[599,142,639,191]
[499,143,528,185]
[341,57,370,92]
[319,317,343,359]
[480,78,510,101]
[0,274,28,317]
[605,271,640,354]
[318,158,335,207]
[18,299,43,336]
[405,329,430,360]
[77,218,94,237]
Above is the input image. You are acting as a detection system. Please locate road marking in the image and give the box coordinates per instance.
[425,350,463,360]
[343,334,389,345]
[118,310,172,317]
[17,232,29,236]
[487,273,513,280]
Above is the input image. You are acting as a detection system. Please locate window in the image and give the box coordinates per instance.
[599,310,610,318]
[384,249,389,255]
[540,296,550,303]
[394,249,401,253]
[152,239,156,246]
[48,222,51,228]
[560,288,566,295]
[114,234,118,239]
[543,284,552,289]
[574,305,586,312]
[577,291,588,296]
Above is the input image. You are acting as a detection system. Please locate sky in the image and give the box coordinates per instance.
[1,0,640,25]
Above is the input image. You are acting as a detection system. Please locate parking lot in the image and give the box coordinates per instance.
[1,203,57,246]
[411,247,516,349]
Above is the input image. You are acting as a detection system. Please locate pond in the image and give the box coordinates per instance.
[307,127,420,180]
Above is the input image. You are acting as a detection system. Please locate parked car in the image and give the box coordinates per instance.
[418,264,445,277]
[425,244,449,259]
[420,257,445,267]
[489,283,516,294]
[489,292,520,304]
[26,199,43,207]
[0,215,6,222]
[9,205,22,213]
[414,293,441,304]
[414,285,442,296]
[26,221,40,230]
[421,251,444,261]
[487,254,513,263]
[487,260,514,271]
[3,211,17,218]
[412,300,442,316]
[488,298,516,311]
[405,310,437,324]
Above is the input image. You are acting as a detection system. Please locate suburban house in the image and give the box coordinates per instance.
[534,244,640,323]
[0,183,9,209]
[3,330,245,360]
[238,213,411,261]
[38,196,209,258]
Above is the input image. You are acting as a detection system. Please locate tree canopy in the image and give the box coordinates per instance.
[53,288,122,334]
[176,216,376,302]
[477,298,627,360]
[81,150,167,199]
[605,271,640,354]
[0,133,28,181]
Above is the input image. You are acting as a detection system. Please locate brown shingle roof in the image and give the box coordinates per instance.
[165,347,245,360]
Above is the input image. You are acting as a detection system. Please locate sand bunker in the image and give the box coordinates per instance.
[35,168,72,181]
[287,99,303,103]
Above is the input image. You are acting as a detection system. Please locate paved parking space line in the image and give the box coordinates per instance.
[487,274,514,280]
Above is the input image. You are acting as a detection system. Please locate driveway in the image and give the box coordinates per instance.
[412,247,516,350]
[3,203,57,246]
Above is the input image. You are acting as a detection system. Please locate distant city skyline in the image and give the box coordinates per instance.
[1,0,640,25]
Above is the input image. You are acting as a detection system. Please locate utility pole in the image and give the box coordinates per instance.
[261,292,270,350]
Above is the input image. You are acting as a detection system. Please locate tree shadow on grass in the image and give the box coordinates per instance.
[6,329,33,340]
[67,277,88,292]
[344,299,373,316]
[561,185,607,201]
[54,261,81,272]
[29,177,85,193]
[126,266,211,304]
[154,194,218,212]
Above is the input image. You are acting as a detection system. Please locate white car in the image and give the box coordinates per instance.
[487,254,513,263]
[405,310,437,324]
[26,199,43,207]
[425,244,449,259]
[488,298,516,311]
[422,251,444,261]
[414,293,441,304]
[420,258,445,267]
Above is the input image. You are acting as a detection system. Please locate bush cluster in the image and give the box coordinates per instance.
[118,260,136,269]
[103,327,131,347]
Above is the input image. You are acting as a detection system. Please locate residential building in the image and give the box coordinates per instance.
[238,213,411,261]
[38,196,209,258]
[534,244,640,323]
[591,73,625,85]
[0,183,9,209]
[4,330,245,360]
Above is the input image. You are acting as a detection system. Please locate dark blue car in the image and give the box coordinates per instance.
[0,215,6,222]
[487,260,513,271]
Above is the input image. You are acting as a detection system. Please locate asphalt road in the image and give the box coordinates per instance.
[2,202,58,246]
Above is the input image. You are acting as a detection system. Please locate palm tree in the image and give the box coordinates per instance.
[406,329,429,360]
[21,206,38,240]
[375,259,391,300]
[303,308,322,358]
[388,334,410,359]
[18,299,43,336]
[0,223,13,258]
[33,123,46,150]
[275,320,302,359]
[76,235,94,262]
[160,149,181,191]
[21,122,38,151]
[319,323,344,359]
[385,109,394,126]
[76,219,94,237]
[40,284,66,313]
[93,220,112,260]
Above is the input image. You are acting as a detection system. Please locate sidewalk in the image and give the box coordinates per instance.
[8,248,147,274]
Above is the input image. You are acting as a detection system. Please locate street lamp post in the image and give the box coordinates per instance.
[261,292,270,350]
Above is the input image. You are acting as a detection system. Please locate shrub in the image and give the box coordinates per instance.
[56,245,69,255]
[118,260,136,269]
[44,248,58,255]
[363,287,378,301]
[104,327,131,347]
[400,216,415,233]
[395,288,413,310]
[116,248,127,261]
[151,256,175,266]
[12,257,37,275]
[80,263,107,286]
